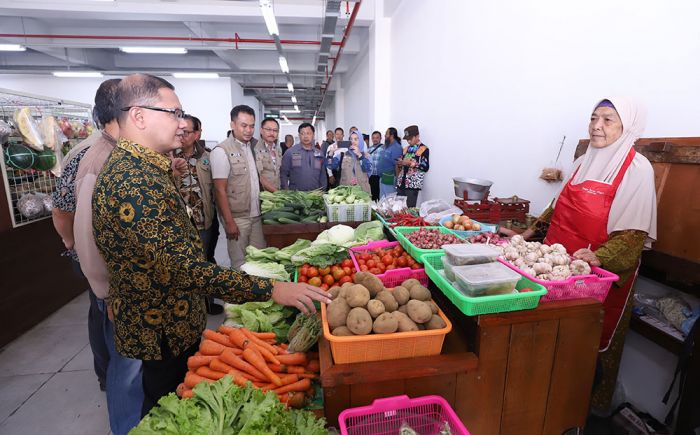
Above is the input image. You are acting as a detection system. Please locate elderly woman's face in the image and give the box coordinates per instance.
[589,106,623,148]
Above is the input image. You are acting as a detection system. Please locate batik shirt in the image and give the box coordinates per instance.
[92,138,273,360]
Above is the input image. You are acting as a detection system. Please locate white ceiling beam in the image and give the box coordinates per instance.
[183,21,241,72]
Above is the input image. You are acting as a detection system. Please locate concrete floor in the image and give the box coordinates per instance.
[0,292,225,435]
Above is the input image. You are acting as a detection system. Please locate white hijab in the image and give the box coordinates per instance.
[564,96,657,247]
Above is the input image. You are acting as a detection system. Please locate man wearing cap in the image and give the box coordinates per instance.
[396,125,430,207]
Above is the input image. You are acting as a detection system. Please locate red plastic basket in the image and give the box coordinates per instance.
[339,395,470,435]
[497,258,618,302]
[349,240,429,287]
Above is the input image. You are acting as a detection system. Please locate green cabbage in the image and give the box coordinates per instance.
[240,261,290,282]
[353,221,385,244]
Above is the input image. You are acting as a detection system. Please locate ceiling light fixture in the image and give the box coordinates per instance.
[120,47,187,54]
[294,104,299,112]
[280,108,300,114]
[291,96,297,103]
[259,0,279,36]
[312,115,317,125]
[287,82,294,92]
[278,56,289,74]
[0,44,26,51]
[172,72,220,79]
[53,71,104,78]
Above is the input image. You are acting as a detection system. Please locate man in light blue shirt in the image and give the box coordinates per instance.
[377,127,403,198]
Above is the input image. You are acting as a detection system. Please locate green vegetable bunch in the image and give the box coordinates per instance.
[287,313,322,353]
[261,190,327,224]
[223,300,295,341]
[325,186,371,205]
[130,377,328,435]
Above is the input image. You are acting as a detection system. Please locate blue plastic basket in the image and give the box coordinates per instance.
[439,215,498,238]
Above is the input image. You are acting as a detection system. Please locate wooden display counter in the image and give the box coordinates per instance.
[320,296,603,435]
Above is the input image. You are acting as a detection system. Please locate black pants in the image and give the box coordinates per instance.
[397,187,420,208]
[141,340,198,417]
[369,175,380,201]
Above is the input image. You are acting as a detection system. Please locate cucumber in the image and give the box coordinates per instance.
[301,216,319,223]
[263,211,301,221]
[263,219,278,225]
[278,217,301,224]
[271,206,295,213]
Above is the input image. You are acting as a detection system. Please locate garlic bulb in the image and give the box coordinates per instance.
[533,262,553,274]
[523,252,539,266]
[503,246,520,261]
[539,244,553,255]
[570,259,592,276]
[550,253,570,266]
[550,265,572,280]
[522,266,536,277]
[510,235,525,246]
[514,258,527,269]
[550,243,568,255]
[536,273,550,281]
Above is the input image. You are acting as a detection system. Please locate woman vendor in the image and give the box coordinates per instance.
[326,129,372,194]
[503,96,657,412]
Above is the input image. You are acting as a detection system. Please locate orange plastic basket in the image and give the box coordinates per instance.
[320,302,452,364]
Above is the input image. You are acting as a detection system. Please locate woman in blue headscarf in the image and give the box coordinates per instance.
[326,129,372,193]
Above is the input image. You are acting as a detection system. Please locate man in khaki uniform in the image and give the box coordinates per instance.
[254,117,282,191]
[211,105,269,269]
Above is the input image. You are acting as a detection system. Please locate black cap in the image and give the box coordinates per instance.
[403,125,419,140]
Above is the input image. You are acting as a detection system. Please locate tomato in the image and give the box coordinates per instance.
[386,264,396,270]
[360,253,371,261]
[319,267,331,276]
[300,266,309,277]
[358,259,366,266]
[351,267,357,273]
[396,257,407,268]
[377,262,386,271]
[350,273,356,282]
[407,258,416,267]
[410,263,420,270]
[520,287,532,293]
[339,276,352,285]
[298,275,308,283]
[382,255,394,266]
[341,259,353,268]
[331,265,341,274]
[369,267,381,275]
[342,266,352,276]
[360,265,369,272]
[320,283,330,291]
[307,267,319,278]
[323,274,335,286]
[332,268,345,281]
[308,277,322,287]
[367,259,376,268]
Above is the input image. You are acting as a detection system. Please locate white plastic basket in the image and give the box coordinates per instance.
[324,195,372,222]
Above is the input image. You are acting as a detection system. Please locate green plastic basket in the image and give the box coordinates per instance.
[422,252,547,316]
[394,226,466,262]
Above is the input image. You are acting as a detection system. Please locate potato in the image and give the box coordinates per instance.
[327,297,350,330]
[373,312,398,334]
[424,314,447,330]
[409,284,431,301]
[332,326,355,336]
[406,300,433,324]
[346,307,373,335]
[444,220,454,229]
[417,323,426,330]
[375,290,399,312]
[366,299,385,319]
[393,311,419,332]
[392,286,410,306]
[401,278,421,290]
[397,304,408,314]
[345,284,370,308]
[329,286,342,300]
[428,300,439,314]
[354,271,384,297]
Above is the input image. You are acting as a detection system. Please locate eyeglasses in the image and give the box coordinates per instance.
[261,127,279,133]
[121,106,186,119]
[182,130,195,135]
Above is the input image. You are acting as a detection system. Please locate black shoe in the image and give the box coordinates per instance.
[205,299,224,315]
[99,382,107,392]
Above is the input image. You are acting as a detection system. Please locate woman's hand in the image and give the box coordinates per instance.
[573,248,601,266]
[271,282,332,314]
[499,227,518,237]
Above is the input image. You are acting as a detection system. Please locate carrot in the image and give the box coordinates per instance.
[287,391,307,409]
[278,373,300,385]
[202,329,234,348]
[241,328,279,355]
[275,353,308,366]
[269,364,306,374]
[184,371,212,388]
[229,347,243,355]
[253,343,281,365]
[251,331,277,340]
[242,347,282,386]
[176,382,188,397]
[298,373,317,380]
[279,343,289,350]
[220,349,267,380]
[277,393,290,404]
[181,389,194,399]
[209,358,235,374]
[196,366,227,381]
[225,368,257,385]
[199,339,226,356]
[305,359,320,373]
[217,325,237,335]
[187,355,218,370]
[228,328,251,349]
[263,338,277,345]
[272,378,312,395]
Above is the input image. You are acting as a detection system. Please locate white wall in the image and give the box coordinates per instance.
[340,44,371,135]
[0,74,236,145]
[386,0,700,212]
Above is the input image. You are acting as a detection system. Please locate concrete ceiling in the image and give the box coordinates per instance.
[0,0,372,119]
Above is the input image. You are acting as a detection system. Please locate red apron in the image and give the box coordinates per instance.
[545,147,637,351]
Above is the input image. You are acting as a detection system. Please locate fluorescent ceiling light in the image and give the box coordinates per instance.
[312,115,317,125]
[53,71,104,78]
[280,108,300,114]
[259,0,279,36]
[278,56,289,74]
[294,105,299,112]
[287,82,294,92]
[120,47,187,54]
[172,72,220,79]
[0,44,26,51]
[291,96,297,103]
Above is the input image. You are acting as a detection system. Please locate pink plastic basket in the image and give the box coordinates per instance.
[339,395,470,435]
[497,258,619,302]
[350,240,429,287]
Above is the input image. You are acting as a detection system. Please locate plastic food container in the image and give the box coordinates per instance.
[453,262,522,297]
[441,255,456,281]
[443,243,500,266]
